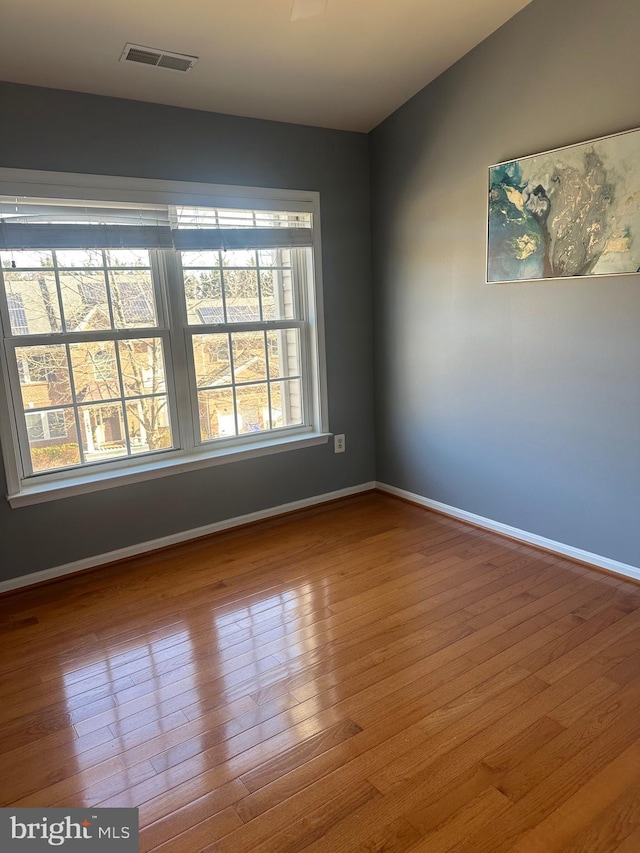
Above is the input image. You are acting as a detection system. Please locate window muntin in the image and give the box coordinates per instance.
[0,185,323,494]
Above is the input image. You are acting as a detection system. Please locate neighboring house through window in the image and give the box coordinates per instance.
[7,292,29,335]
[25,410,68,441]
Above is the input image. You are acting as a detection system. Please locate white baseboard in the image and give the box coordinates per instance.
[5,480,637,595]
[0,482,376,594]
[377,482,640,583]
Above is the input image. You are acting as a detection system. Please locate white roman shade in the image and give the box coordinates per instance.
[0,197,313,251]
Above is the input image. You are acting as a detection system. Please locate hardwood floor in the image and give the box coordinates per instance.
[2,491,640,852]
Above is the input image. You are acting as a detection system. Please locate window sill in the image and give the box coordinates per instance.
[8,432,331,508]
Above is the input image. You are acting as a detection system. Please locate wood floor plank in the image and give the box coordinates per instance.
[406,786,512,853]
[608,654,640,686]
[610,824,640,852]
[495,680,640,804]
[449,691,640,853]
[227,647,636,845]
[351,817,422,853]
[229,658,631,853]
[1,492,638,853]
[232,780,382,853]
[0,694,275,805]
[138,779,248,849]
[146,806,243,853]
[240,718,363,792]
[545,675,621,728]
[221,677,549,853]
[506,738,640,851]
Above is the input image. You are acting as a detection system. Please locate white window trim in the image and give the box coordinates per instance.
[0,169,330,507]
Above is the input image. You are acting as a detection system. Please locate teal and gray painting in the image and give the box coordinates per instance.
[487,128,640,282]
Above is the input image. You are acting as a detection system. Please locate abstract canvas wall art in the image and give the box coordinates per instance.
[487,126,640,283]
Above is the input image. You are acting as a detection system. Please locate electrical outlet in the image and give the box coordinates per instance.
[334,434,345,453]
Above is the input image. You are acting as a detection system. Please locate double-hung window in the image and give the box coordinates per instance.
[0,171,328,505]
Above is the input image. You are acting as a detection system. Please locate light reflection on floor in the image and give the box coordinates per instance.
[60,578,329,809]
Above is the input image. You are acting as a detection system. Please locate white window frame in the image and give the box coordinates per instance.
[0,169,329,507]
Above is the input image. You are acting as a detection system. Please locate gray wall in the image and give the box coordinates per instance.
[371,0,640,567]
[0,82,375,582]
[2,0,639,582]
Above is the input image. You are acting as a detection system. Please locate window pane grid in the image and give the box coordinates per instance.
[192,324,304,441]
[14,334,173,474]
[0,196,320,488]
[197,382,303,440]
[181,245,309,444]
[181,248,296,327]
[1,249,160,337]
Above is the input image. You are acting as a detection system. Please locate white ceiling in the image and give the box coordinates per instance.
[0,0,533,132]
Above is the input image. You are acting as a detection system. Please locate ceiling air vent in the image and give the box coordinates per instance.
[120,43,198,73]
